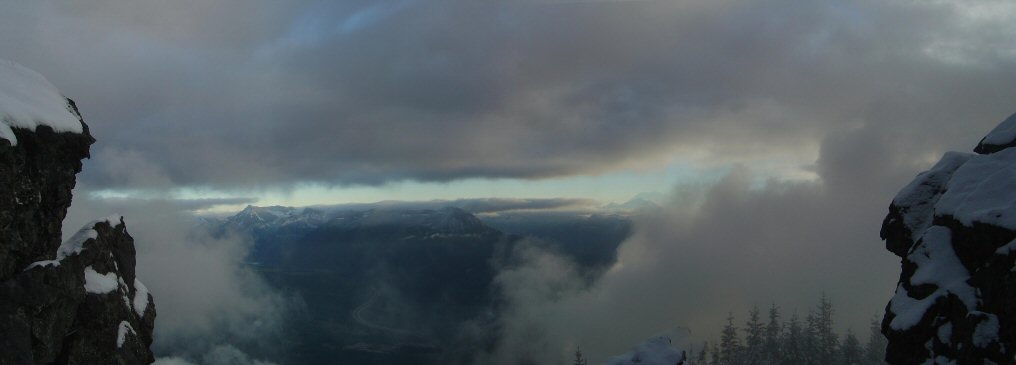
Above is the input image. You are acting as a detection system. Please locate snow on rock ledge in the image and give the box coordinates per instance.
[880,112,1016,364]
[84,265,120,294]
[0,59,83,145]
[0,61,93,281]
[975,111,1016,154]
[2,218,157,364]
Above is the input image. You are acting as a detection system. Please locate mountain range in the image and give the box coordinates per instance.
[198,204,634,364]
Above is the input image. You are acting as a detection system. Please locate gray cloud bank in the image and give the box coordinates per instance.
[303,197,595,213]
[87,196,258,212]
[477,120,950,363]
[2,0,1014,189]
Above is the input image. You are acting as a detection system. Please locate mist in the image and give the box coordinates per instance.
[62,193,296,365]
[478,124,939,364]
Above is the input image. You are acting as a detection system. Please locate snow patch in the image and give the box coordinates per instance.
[971,313,1000,348]
[55,216,123,261]
[133,278,149,316]
[24,260,60,271]
[116,320,135,348]
[938,322,953,344]
[892,148,1016,231]
[892,152,972,235]
[0,59,83,145]
[909,227,977,308]
[979,112,1016,149]
[118,276,131,310]
[24,216,125,272]
[889,226,978,330]
[83,266,118,294]
[58,225,98,260]
[604,336,685,365]
[889,285,936,330]
[995,238,1016,255]
[935,149,1016,229]
[102,215,123,227]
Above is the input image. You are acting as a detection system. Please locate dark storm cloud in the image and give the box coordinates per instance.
[2,0,1015,188]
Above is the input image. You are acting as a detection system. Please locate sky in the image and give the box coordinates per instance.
[3,0,1013,206]
[7,0,1016,363]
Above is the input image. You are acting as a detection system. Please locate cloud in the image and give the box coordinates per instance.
[0,0,1013,189]
[152,357,196,365]
[153,345,280,365]
[477,121,946,363]
[446,198,597,213]
[83,196,257,212]
[200,345,280,365]
[62,194,295,363]
[304,197,595,213]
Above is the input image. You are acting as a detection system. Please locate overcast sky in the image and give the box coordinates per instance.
[3,0,1015,204]
[8,0,1016,362]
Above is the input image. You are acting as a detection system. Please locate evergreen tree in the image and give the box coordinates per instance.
[711,340,721,365]
[864,317,887,365]
[573,347,587,365]
[697,296,882,365]
[841,329,863,365]
[815,293,839,364]
[763,304,781,365]
[697,342,709,365]
[804,312,820,364]
[743,306,764,365]
[781,312,805,365]
[720,312,741,365]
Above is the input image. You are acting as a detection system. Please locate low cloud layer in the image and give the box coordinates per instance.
[479,121,942,363]
[63,196,294,364]
[305,197,595,214]
[153,345,279,365]
[2,1,1014,189]
[86,196,257,212]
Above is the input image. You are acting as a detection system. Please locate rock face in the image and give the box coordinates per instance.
[880,112,1016,364]
[0,63,155,364]
[0,105,93,282]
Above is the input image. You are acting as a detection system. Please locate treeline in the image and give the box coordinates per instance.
[687,294,886,365]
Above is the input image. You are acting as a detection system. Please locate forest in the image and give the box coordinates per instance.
[684,294,886,365]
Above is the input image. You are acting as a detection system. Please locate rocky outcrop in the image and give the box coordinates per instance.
[880,112,1016,364]
[0,62,155,364]
[0,104,93,282]
[0,218,156,365]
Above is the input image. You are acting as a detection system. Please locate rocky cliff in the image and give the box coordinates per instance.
[0,61,155,364]
[881,112,1016,364]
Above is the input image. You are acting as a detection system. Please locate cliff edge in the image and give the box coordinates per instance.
[0,61,155,364]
